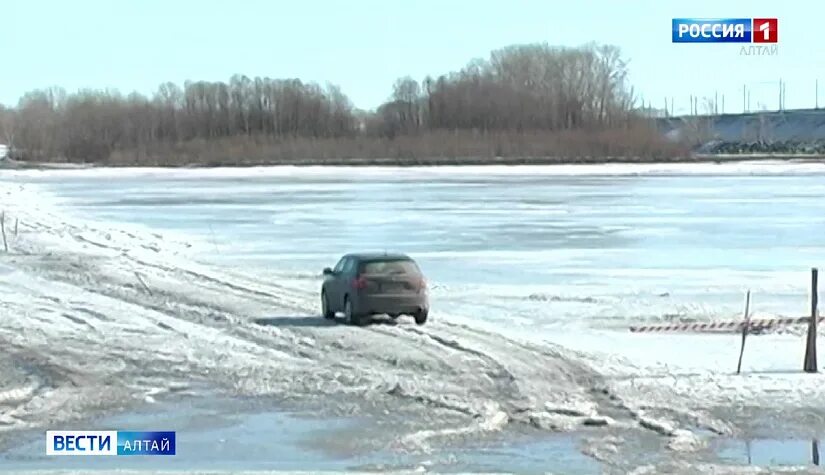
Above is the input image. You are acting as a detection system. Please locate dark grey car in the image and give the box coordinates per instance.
[321,253,429,326]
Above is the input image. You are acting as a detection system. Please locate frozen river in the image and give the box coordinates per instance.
[13,162,825,334]
[4,161,825,473]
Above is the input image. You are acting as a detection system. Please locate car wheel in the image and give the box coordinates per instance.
[321,291,334,320]
[414,310,428,325]
[344,298,365,326]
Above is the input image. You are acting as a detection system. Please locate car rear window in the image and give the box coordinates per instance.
[360,259,419,275]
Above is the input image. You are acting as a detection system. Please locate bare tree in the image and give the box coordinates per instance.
[0,106,17,149]
[392,76,421,132]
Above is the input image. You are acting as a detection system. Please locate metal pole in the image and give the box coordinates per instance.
[737,290,752,374]
[804,268,818,373]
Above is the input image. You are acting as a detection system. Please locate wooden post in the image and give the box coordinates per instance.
[0,211,7,252]
[804,268,818,373]
[737,290,751,374]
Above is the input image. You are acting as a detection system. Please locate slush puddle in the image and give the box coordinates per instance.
[0,396,601,473]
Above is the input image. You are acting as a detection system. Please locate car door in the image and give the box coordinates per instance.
[326,257,348,311]
[339,257,358,302]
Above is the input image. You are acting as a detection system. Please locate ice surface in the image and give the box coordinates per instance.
[3,163,825,473]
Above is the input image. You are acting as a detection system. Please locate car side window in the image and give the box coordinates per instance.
[342,258,357,275]
[333,257,347,274]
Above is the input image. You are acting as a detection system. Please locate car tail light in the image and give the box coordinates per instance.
[418,278,427,291]
[352,275,368,289]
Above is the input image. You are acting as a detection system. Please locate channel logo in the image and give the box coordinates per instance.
[672,18,778,43]
[46,431,176,456]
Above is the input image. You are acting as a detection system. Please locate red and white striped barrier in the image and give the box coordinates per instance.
[630,316,825,333]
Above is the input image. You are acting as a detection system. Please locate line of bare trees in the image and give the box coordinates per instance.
[1,78,358,162]
[371,43,636,137]
[0,42,676,164]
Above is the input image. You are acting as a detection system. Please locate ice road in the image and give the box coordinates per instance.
[2,163,825,473]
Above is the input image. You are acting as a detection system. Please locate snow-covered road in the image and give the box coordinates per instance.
[0,182,625,460]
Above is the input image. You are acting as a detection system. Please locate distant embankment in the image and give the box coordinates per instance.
[657,109,825,155]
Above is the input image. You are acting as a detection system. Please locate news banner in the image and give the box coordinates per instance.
[46,431,175,456]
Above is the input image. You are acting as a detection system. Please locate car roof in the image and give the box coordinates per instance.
[344,252,413,261]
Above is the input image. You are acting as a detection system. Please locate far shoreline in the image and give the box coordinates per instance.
[3,154,825,170]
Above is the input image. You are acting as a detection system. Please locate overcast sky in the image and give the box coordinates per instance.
[2,0,823,114]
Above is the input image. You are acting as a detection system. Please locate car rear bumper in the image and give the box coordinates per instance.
[354,294,428,315]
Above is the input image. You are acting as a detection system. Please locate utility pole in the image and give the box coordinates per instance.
[743,85,747,113]
[779,79,783,111]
